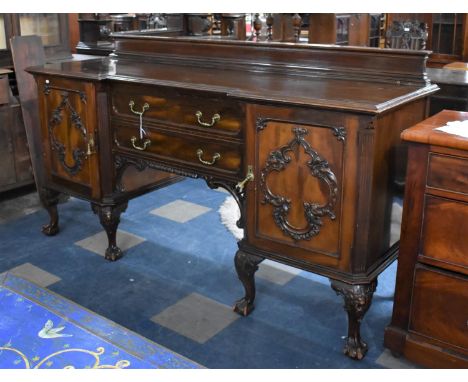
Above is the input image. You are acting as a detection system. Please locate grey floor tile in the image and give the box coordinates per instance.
[75,229,145,256]
[375,349,417,369]
[0,192,41,223]
[7,263,61,288]
[256,259,302,286]
[151,292,239,344]
[150,200,211,223]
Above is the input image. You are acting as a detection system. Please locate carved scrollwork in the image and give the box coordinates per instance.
[114,155,200,193]
[332,127,347,142]
[113,154,248,233]
[260,127,338,241]
[47,91,88,176]
[206,178,246,229]
[256,118,268,131]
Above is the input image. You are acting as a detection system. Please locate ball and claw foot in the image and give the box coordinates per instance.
[105,245,123,262]
[41,223,59,236]
[343,337,368,360]
[233,297,255,316]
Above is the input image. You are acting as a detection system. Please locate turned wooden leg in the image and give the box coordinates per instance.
[92,202,128,261]
[330,278,377,360]
[233,250,264,316]
[39,188,61,236]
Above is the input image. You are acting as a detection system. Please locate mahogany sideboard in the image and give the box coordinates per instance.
[384,110,468,368]
[27,35,438,360]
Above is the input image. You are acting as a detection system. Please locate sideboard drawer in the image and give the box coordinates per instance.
[421,195,468,270]
[409,266,468,350]
[113,123,242,176]
[110,83,244,136]
[427,153,468,195]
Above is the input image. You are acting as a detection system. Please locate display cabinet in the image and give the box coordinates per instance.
[0,13,71,67]
[308,14,382,47]
[385,13,468,67]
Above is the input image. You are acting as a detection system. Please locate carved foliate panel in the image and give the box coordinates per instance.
[260,127,338,241]
[45,86,92,178]
[253,119,345,256]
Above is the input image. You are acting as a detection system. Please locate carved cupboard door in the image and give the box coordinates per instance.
[38,77,100,199]
[244,104,357,271]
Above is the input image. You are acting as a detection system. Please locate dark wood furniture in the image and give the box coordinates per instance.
[11,35,180,260]
[0,13,72,193]
[443,61,468,70]
[385,20,428,50]
[384,110,468,368]
[0,67,34,192]
[76,14,114,56]
[27,35,437,360]
[427,67,468,115]
[385,14,468,67]
[75,14,186,56]
[308,14,379,46]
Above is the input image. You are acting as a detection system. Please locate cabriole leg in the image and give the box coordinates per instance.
[39,188,61,236]
[92,202,128,261]
[233,249,264,316]
[330,278,377,360]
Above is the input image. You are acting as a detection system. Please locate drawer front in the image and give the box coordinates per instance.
[427,153,468,195]
[110,83,244,136]
[113,123,242,176]
[421,195,468,270]
[410,266,468,350]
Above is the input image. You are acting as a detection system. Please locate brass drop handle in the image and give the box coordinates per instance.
[129,100,149,140]
[236,165,254,192]
[129,100,149,116]
[195,111,221,127]
[131,136,151,151]
[196,149,221,165]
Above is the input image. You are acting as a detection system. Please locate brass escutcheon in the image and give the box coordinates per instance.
[195,111,221,127]
[196,149,221,165]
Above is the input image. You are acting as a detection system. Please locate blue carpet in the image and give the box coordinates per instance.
[0,178,400,368]
[0,273,201,369]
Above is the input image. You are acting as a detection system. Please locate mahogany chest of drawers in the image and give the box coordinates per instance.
[384,110,468,368]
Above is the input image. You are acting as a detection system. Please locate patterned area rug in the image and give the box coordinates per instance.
[0,273,201,369]
[0,178,415,368]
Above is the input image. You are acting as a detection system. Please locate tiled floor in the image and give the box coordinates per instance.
[75,230,146,256]
[150,199,212,223]
[151,292,240,344]
[0,181,419,369]
[5,262,61,287]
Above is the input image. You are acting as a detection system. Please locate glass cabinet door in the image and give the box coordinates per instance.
[0,15,6,50]
[19,13,60,46]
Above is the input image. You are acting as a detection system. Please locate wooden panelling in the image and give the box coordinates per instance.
[410,266,468,351]
[427,153,468,195]
[420,195,468,271]
[385,110,468,367]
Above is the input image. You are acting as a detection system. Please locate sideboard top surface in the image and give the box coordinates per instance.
[27,55,437,115]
